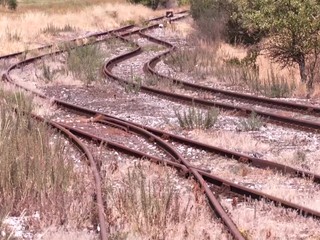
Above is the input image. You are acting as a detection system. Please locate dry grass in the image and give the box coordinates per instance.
[100,155,230,239]
[0,2,157,55]
[223,198,320,239]
[188,129,270,154]
[269,149,320,174]
[36,228,97,240]
[164,20,320,98]
[0,87,94,237]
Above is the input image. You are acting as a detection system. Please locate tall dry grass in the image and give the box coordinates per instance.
[0,2,156,55]
[0,88,93,236]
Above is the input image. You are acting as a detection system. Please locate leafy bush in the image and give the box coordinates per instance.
[190,0,265,44]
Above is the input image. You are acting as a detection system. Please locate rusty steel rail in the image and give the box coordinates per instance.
[22,95,318,184]
[139,24,320,130]
[28,114,108,240]
[0,25,136,61]
[2,11,247,239]
[51,122,320,221]
[146,52,320,116]
[102,29,320,183]
[0,10,179,61]
[55,121,244,240]
[103,18,320,132]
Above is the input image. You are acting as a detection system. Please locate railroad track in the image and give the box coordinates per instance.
[1,10,320,239]
[104,20,320,133]
[0,13,183,240]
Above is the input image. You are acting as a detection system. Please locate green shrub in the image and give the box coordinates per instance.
[175,105,219,130]
[190,0,266,44]
[7,0,17,10]
[239,112,265,131]
[66,45,104,85]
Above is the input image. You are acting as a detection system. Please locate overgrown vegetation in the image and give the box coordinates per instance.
[190,0,265,44]
[104,164,181,238]
[36,61,61,83]
[175,105,219,130]
[0,89,90,235]
[221,60,296,98]
[125,76,142,94]
[190,0,320,92]
[66,45,104,85]
[238,112,265,131]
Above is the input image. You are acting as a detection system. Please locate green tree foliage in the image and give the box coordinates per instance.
[0,0,17,10]
[190,0,265,44]
[236,0,320,87]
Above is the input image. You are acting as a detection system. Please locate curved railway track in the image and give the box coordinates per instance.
[1,10,320,240]
[104,20,320,133]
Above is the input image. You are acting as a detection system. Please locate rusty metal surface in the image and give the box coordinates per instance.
[30,114,108,239]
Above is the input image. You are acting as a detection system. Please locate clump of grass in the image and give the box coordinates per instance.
[36,61,61,83]
[219,60,296,98]
[5,27,21,42]
[41,23,76,35]
[164,41,220,80]
[239,112,265,131]
[175,105,219,130]
[294,149,306,164]
[0,89,91,233]
[66,44,104,85]
[104,163,183,238]
[165,48,199,73]
[261,68,296,98]
[125,76,142,94]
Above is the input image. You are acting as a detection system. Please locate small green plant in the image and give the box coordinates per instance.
[178,0,189,5]
[0,0,17,10]
[165,48,199,73]
[66,44,104,85]
[7,0,17,10]
[127,0,167,10]
[294,149,306,163]
[175,105,219,130]
[239,112,265,131]
[125,76,142,94]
